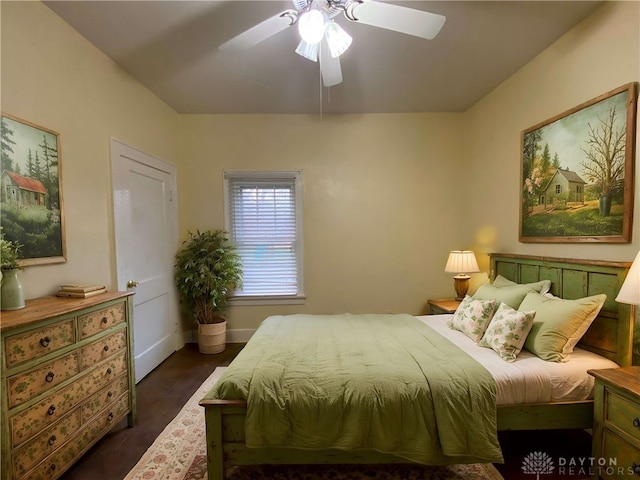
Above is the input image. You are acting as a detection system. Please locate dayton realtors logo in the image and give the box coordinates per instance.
[522,451,554,479]
[522,451,640,478]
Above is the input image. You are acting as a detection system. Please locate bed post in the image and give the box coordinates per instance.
[203,404,225,480]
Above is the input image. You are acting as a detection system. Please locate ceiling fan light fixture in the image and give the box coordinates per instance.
[324,21,352,58]
[298,9,326,44]
[295,39,319,62]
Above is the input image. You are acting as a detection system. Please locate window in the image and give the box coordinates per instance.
[556,185,562,194]
[224,171,304,305]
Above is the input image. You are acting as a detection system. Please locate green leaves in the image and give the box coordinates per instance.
[174,230,243,324]
[0,230,22,270]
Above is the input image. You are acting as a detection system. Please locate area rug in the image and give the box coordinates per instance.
[125,367,504,480]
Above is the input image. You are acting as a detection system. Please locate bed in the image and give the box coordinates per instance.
[199,253,635,479]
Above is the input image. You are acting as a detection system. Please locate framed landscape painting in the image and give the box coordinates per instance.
[0,114,66,265]
[520,83,637,243]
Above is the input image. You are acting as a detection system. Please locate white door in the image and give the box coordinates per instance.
[111,139,180,383]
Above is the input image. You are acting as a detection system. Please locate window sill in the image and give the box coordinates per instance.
[229,294,306,306]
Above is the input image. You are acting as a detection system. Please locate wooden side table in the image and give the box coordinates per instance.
[589,366,640,480]
[427,298,461,315]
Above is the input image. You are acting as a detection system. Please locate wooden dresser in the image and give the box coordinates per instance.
[1,292,136,480]
[590,367,640,480]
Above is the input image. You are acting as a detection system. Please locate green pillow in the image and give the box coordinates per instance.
[473,284,535,310]
[492,275,552,295]
[520,292,606,362]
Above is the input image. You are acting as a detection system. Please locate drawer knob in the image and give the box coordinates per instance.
[632,463,640,476]
[40,336,51,347]
[49,464,56,472]
[633,417,640,429]
[45,371,55,383]
[107,412,114,422]
[48,435,57,446]
[106,368,113,375]
[47,405,56,416]
[101,316,108,325]
[103,345,110,352]
[107,391,113,398]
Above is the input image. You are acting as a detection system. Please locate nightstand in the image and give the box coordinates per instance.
[427,298,461,315]
[589,366,640,480]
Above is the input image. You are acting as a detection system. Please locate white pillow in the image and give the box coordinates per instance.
[448,295,497,342]
[478,303,536,362]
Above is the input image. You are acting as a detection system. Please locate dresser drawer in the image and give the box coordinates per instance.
[5,320,75,368]
[81,351,128,399]
[10,380,83,447]
[18,394,129,480]
[7,352,80,408]
[9,354,127,448]
[601,429,640,479]
[79,328,127,370]
[81,375,128,423]
[606,389,640,442]
[78,303,126,340]
[12,409,82,478]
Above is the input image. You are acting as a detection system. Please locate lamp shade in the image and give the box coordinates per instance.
[616,250,640,305]
[324,21,352,58]
[445,250,480,274]
[298,10,326,44]
[295,39,319,62]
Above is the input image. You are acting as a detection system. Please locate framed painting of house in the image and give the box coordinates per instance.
[0,113,66,265]
[520,82,637,243]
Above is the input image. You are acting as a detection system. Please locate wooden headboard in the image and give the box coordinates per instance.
[489,253,634,367]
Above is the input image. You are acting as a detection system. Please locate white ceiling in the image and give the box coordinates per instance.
[45,1,603,114]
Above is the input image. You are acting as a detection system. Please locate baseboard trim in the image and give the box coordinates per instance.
[185,328,255,344]
[227,329,256,343]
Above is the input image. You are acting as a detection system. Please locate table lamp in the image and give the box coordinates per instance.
[616,250,640,307]
[445,250,480,301]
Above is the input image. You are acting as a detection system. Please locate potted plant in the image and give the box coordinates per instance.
[174,230,243,354]
[1,232,25,310]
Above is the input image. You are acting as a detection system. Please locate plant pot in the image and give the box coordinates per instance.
[198,320,226,354]
[1,268,25,310]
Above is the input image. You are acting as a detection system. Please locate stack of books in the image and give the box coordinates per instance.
[57,284,107,298]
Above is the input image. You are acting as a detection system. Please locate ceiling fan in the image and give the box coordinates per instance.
[219,0,446,87]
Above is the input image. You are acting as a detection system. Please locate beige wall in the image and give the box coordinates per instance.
[464,1,640,279]
[179,113,466,330]
[1,2,180,299]
[3,1,639,335]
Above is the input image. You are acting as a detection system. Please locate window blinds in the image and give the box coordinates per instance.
[226,175,299,297]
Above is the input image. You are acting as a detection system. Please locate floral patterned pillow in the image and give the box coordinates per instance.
[478,303,536,362]
[448,295,497,342]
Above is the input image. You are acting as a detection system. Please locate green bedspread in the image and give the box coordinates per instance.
[206,313,503,464]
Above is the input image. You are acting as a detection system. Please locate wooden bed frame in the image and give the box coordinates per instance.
[200,253,635,479]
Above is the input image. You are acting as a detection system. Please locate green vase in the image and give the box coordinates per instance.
[1,268,25,310]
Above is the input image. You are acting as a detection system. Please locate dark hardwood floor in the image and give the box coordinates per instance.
[60,342,592,480]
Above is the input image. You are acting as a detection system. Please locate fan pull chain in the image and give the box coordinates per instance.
[319,61,323,123]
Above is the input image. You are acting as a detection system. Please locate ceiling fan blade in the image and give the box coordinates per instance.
[319,39,343,87]
[350,1,445,40]
[219,10,298,50]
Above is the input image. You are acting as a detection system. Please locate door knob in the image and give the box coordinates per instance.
[127,280,139,288]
